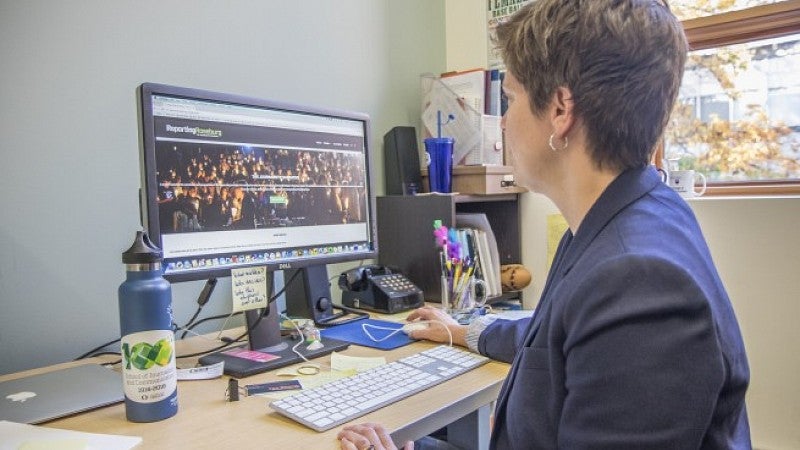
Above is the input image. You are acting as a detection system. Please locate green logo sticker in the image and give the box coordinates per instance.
[122,338,173,370]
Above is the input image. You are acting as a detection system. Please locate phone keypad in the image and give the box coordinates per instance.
[375,274,420,295]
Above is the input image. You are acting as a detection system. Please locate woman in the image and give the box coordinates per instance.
[339,1,750,448]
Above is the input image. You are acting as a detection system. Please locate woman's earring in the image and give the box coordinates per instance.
[548,133,568,152]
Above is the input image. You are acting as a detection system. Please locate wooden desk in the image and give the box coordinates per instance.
[1,329,509,449]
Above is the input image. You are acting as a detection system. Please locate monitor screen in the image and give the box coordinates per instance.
[137,83,378,282]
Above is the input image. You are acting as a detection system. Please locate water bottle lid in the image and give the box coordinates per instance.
[122,231,163,264]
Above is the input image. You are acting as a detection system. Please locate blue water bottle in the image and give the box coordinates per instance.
[118,231,178,422]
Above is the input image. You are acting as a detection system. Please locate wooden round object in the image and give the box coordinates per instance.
[500,264,532,292]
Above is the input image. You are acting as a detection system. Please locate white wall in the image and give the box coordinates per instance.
[445,0,489,72]
[517,194,800,449]
[0,0,446,375]
[690,197,800,450]
[446,1,800,447]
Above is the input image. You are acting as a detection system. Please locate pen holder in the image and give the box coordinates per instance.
[442,275,487,324]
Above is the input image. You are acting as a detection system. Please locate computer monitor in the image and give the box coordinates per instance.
[136,82,377,376]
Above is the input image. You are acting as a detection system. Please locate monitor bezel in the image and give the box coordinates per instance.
[136,82,379,283]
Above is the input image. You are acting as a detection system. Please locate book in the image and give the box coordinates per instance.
[455,213,502,297]
[485,69,502,116]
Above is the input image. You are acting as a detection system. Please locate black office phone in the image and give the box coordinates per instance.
[338,265,424,314]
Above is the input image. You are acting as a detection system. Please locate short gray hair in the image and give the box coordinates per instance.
[495,0,687,171]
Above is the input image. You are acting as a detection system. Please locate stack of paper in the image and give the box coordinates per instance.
[0,421,142,450]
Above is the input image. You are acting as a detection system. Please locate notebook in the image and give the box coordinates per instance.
[0,364,124,424]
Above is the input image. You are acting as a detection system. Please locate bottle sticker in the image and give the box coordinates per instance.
[121,330,177,403]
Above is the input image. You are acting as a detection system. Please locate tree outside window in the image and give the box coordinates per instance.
[663,0,800,193]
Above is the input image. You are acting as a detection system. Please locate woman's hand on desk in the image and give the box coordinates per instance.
[405,306,468,347]
[338,423,413,450]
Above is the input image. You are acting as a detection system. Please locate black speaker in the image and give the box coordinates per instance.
[284,266,337,324]
[284,266,369,327]
[384,126,422,195]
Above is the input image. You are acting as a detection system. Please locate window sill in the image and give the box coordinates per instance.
[705,183,800,197]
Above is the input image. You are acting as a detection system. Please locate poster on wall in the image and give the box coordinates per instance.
[487,0,534,68]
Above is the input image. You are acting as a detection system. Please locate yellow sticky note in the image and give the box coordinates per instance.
[330,352,386,373]
[231,266,268,312]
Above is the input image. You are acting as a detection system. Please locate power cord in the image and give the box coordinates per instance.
[74,338,121,360]
[180,278,218,338]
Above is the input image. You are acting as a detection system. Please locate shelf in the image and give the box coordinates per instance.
[376,194,522,304]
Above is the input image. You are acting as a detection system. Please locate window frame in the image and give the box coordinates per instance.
[660,0,800,196]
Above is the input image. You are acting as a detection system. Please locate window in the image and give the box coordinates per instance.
[662,0,800,195]
[672,0,787,21]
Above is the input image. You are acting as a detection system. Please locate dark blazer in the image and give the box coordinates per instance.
[481,167,750,449]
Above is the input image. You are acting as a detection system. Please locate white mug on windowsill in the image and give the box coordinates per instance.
[668,170,707,198]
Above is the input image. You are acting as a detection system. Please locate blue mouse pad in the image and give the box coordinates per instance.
[320,319,414,350]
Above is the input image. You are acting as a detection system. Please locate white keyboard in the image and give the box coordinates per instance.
[269,345,489,431]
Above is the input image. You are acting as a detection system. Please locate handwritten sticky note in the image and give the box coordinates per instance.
[231,266,268,312]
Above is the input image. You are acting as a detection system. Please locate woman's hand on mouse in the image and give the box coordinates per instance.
[405,306,467,346]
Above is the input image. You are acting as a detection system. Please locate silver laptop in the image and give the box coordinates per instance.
[0,364,124,424]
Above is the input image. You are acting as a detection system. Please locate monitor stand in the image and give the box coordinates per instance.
[197,272,350,378]
[198,307,350,378]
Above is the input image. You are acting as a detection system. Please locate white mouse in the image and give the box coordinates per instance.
[402,322,429,334]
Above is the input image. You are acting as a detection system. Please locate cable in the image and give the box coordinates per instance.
[86,351,122,358]
[174,268,303,360]
[180,306,203,339]
[180,278,218,338]
[74,338,121,361]
[361,320,453,347]
[279,313,331,375]
[179,312,243,333]
[283,313,311,363]
[175,337,245,359]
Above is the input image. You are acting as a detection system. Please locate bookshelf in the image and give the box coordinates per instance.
[376,193,522,305]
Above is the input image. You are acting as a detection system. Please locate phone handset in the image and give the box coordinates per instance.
[339,265,424,314]
[338,265,393,292]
